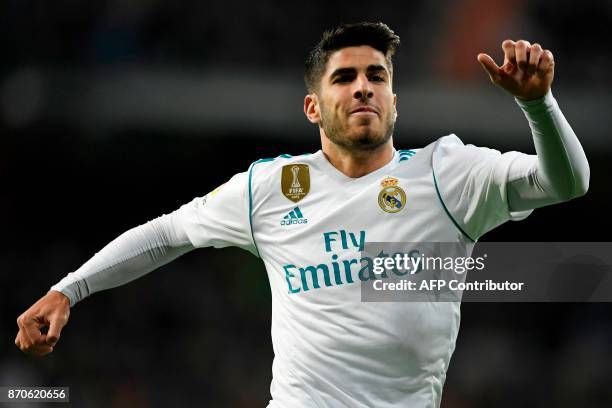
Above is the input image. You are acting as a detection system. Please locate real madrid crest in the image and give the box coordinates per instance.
[281,164,310,203]
[378,176,406,213]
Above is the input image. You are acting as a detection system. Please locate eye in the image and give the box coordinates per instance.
[333,75,353,84]
[370,75,385,82]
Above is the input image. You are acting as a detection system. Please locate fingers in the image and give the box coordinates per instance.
[502,39,516,66]
[16,314,48,354]
[15,329,54,356]
[515,40,531,71]
[528,43,543,74]
[15,291,71,356]
[500,39,554,76]
[15,330,55,356]
[46,316,66,346]
[483,39,554,99]
[16,315,44,347]
[477,53,501,83]
[538,49,554,77]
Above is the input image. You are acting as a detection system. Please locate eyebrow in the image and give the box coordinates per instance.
[329,64,389,79]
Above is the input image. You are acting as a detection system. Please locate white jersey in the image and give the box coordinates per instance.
[48,93,589,406]
[174,134,533,408]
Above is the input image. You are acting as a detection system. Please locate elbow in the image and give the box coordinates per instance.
[571,160,590,199]
[565,184,588,201]
[571,148,591,198]
[558,165,590,202]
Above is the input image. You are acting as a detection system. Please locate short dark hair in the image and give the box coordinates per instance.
[304,22,400,93]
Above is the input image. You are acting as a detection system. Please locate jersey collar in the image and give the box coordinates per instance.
[312,148,399,186]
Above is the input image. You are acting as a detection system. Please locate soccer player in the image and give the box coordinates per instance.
[15,22,589,407]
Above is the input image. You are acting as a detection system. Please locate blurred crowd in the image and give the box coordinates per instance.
[2,0,611,80]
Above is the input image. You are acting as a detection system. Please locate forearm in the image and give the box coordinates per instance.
[506,91,590,211]
[51,212,195,307]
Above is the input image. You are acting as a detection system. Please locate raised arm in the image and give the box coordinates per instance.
[478,40,589,211]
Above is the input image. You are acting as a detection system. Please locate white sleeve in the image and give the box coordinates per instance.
[506,91,590,211]
[175,171,256,253]
[433,135,527,241]
[51,171,255,307]
[434,92,589,241]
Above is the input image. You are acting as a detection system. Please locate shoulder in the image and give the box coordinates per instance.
[249,152,315,171]
[247,152,315,193]
[432,134,467,157]
[396,134,467,160]
[396,134,505,178]
[196,153,313,201]
[250,153,313,169]
[431,134,502,166]
[395,134,465,166]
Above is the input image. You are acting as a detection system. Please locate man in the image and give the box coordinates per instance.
[15,22,589,407]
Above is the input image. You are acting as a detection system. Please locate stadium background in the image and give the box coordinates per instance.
[1,1,611,406]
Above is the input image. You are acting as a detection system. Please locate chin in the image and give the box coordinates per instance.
[347,131,388,150]
[323,117,393,151]
[353,126,384,140]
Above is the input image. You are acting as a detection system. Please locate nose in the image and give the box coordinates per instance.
[353,75,373,101]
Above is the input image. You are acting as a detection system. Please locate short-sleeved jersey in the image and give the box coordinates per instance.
[175,134,532,407]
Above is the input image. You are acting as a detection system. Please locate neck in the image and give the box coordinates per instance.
[320,134,394,178]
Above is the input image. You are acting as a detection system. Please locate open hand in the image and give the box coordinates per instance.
[477,39,554,101]
[15,291,70,357]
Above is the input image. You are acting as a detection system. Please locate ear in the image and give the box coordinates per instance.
[304,93,321,124]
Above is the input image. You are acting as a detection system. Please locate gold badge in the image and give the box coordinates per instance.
[378,176,406,213]
[281,164,310,203]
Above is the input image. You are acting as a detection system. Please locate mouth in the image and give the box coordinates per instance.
[350,106,379,116]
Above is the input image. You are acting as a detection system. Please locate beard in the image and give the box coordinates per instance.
[320,104,395,152]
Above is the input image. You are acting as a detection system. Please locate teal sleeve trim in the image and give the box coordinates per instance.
[432,168,476,243]
[399,149,416,162]
[248,163,259,257]
[247,153,315,257]
[248,158,274,258]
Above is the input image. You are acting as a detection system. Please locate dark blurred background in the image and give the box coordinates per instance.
[1,0,611,407]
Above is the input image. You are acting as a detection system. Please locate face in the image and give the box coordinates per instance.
[305,45,397,151]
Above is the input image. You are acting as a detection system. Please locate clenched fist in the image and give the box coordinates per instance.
[478,39,555,101]
[15,291,70,357]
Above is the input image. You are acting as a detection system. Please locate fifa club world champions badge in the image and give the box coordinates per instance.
[378,176,406,213]
[281,164,310,203]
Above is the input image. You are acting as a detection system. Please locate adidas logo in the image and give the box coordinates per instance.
[280,206,308,226]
